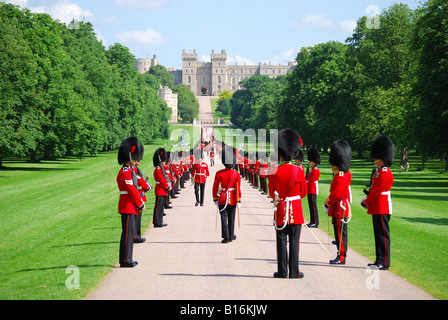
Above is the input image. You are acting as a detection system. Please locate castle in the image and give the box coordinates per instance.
[136,50,297,97]
[173,49,297,96]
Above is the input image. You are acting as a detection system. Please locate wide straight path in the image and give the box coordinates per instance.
[86,154,435,300]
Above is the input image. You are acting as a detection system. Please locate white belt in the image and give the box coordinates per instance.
[195,173,206,176]
[382,191,392,214]
[120,191,128,195]
[222,188,235,192]
[274,195,301,231]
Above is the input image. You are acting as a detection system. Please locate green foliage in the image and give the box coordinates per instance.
[0,3,170,166]
[226,1,446,169]
[411,0,448,166]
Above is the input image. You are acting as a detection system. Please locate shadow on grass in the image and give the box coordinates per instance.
[396,216,448,226]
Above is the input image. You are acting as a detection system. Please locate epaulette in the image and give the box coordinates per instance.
[338,171,344,177]
[382,167,388,172]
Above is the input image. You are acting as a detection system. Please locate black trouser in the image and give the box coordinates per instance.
[153,195,165,226]
[307,194,319,226]
[276,224,302,278]
[194,182,205,205]
[134,211,143,241]
[372,214,391,267]
[120,214,135,264]
[219,205,236,241]
[333,216,348,262]
[260,176,267,193]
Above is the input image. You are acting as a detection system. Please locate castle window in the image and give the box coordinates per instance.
[188,76,191,84]
[218,76,221,84]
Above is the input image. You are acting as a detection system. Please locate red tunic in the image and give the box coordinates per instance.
[154,166,170,196]
[363,166,394,215]
[132,166,151,202]
[307,166,320,195]
[268,163,307,226]
[117,166,144,215]
[212,169,242,206]
[325,171,351,219]
[192,162,210,183]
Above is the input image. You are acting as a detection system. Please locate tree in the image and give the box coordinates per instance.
[412,0,448,170]
[346,4,417,155]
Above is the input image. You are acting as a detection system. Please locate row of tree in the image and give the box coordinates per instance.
[228,1,447,169]
[0,3,173,167]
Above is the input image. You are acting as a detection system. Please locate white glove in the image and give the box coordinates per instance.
[214,201,218,208]
[237,203,241,209]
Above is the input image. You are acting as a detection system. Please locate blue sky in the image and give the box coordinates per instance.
[5,0,420,69]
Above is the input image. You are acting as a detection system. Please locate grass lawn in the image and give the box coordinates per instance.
[0,143,165,300]
[0,133,447,300]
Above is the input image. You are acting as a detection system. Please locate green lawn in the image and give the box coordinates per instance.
[0,136,447,299]
[0,143,164,300]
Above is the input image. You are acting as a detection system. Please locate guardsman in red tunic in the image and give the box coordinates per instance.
[132,145,152,244]
[361,136,395,270]
[324,140,352,265]
[269,129,307,279]
[306,148,321,228]
[153,148,170,228]
[213,145,242,243]
[210,148,215,167]
[192,148,210,206]
[259,154,269,195]
[117,137,145,268]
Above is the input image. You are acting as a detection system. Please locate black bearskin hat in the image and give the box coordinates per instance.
[294,149,304,162]
[118,137,142,165]
[329,140,352,173]
[276,129,303,162]
[371,135,395,166]
[307,148,321,165]
[221,145,237,169]
[153,148,167,167]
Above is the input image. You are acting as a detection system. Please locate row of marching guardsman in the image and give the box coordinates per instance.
[115,136,196,268]
[249,129,394,279]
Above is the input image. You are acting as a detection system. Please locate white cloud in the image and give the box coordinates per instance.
[339,19,357,34]
[291,14,356,34]
[291,14,334,30]
[113,0,168,11]
[115,29,166,47]
[265,48,298,65]
[227,55,255,66]
[46,0,93,24]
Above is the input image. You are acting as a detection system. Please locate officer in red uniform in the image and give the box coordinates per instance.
[324,140,352,265]
[269,129,307,279]
[153,148,170,228]
[213,145,242,243]
[306,148,321,228]
[117,137,145,268]
[191,148,210,206]
[361,136,395,270]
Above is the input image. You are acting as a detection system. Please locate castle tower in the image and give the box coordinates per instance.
[211,49,227,96]
[181,49,198,95]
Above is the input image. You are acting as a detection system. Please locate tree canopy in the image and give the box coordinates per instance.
[0,3,170,166]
